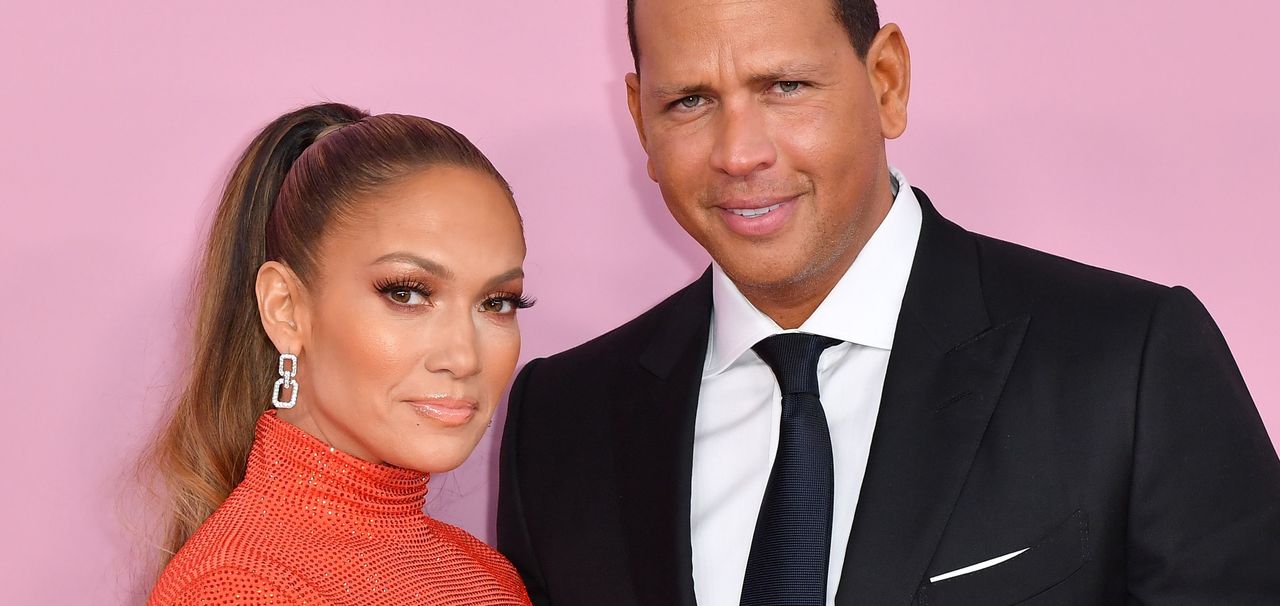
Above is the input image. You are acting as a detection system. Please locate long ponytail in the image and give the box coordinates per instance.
[148,104,364,559]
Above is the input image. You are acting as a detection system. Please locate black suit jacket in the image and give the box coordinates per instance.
[498,189,1280,605]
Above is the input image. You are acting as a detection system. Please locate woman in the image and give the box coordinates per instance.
[146,102,533,605]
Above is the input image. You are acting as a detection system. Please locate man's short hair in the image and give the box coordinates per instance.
[625,0,882,72]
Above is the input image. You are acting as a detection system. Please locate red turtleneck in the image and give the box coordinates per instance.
[149,411,531,605]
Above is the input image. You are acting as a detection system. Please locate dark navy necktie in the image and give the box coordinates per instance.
[740,332,842,606]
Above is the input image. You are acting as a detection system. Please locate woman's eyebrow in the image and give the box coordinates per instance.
[484,268,525,291]
[372,252,454,280]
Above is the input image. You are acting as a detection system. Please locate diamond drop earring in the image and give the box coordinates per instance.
[272,353,299,409]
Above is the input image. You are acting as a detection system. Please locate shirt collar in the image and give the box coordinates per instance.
[704,166,923,377]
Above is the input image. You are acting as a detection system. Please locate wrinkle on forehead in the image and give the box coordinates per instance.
[654,0,785,41]
[637,0,848,89]
[676,0,774,20]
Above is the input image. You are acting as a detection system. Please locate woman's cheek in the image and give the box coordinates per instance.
[343,315,417,393]
[482,321,522,394]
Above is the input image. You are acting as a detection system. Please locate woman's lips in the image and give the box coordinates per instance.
[407,397,478,427]
[717,196,798,238]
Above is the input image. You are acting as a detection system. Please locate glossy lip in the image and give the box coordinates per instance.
[716,194,800,238]
[406,395,479,427]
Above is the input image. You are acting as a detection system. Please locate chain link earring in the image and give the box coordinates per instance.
[272,353,299,409]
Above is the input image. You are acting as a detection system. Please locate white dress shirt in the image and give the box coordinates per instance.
[690,167,923,606]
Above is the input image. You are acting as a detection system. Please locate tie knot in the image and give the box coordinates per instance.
[752,333,841,396]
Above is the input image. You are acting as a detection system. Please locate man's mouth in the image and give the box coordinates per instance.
[726,202,785,218]
[717,196,798,238]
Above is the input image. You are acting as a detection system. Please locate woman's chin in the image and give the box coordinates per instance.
[392,432,486,474]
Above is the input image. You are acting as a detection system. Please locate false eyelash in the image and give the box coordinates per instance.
[373,276,433,297]
[490,292,537,309]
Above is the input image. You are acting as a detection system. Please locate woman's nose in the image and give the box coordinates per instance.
[422,309,482,379]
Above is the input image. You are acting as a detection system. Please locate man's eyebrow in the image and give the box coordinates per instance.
[747,62,828,84]
[646,63,830,99]
[372,252,454,280]
[648,82,712,100]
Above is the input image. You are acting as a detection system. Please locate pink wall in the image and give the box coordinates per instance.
[1,1,1276,603]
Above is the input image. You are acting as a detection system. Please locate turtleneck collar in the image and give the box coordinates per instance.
[242,411,430,523]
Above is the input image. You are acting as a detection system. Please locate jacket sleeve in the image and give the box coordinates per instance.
[497,358,554,605]
[1126,286,1280,603]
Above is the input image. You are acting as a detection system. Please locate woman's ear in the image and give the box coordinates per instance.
[255,261,309,356]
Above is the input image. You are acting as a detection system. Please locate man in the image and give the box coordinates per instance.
[497,0,1280,603]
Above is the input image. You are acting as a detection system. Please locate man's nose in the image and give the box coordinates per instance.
[423,309,482,379]
[709,101,778,177]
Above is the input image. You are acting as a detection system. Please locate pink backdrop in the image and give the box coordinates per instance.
[1,1,1276,603]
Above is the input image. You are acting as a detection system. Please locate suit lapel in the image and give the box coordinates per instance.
[612,271,710,606]
[836,190,1031,605]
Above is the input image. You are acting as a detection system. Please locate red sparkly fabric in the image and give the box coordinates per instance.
[148,411,531,605]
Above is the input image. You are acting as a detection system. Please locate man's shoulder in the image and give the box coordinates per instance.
[969,230,1173,324]
[912,186,1173,319]
[526,273,709,379]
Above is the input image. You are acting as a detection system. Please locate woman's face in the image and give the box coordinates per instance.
[279,166,527,473]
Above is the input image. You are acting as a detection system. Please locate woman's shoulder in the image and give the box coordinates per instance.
[427,517,499,554]
[425,517,526,585]
[147,493,324,605]
[148,563,322,606]
[423,518,532,604]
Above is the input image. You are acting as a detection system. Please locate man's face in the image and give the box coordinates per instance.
[628,0,897,294]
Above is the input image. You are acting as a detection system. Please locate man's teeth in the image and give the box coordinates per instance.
[729,202,783,218]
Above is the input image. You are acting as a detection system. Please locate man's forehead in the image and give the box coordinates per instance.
[633,0,842,56]
[637,0,798,28]
[634,0,846,79]
[635,0,815,28]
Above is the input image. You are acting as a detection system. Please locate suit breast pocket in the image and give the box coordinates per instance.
[918,509,1089,606]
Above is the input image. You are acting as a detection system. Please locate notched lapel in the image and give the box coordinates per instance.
[611,272,710,606]
[932,316,1031,415]
[837,314,1031,606]
[836,190,1033,605]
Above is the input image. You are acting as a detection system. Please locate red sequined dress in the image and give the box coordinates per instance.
[148,411,531,605]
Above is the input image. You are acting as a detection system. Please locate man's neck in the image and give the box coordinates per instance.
[739,260,852,330]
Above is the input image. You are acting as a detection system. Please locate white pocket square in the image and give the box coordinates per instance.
[929,547,1030,583]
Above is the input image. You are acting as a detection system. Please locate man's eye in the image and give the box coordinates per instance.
[677,95,703,109]
[776,81,802,94]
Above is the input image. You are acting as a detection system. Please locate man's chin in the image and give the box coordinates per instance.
[716,256,812,292]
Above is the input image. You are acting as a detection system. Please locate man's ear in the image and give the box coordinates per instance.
[255,261,308,357]
[625,72,659,182]
[865,23,911,140]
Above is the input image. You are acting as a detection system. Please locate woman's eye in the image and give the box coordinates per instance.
[387,289,428,305]
[481,298,516,314]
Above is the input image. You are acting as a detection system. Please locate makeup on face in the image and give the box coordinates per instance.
[406,395,479,427]
[281,166,530,473]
